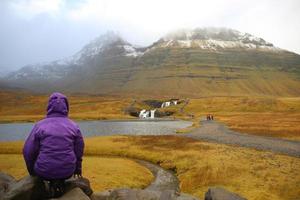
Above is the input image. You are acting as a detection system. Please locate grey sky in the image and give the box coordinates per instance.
[0,0,300,73]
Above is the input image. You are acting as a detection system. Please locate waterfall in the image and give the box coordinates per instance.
[150,110,156,118]
[165,102,171,107]
[139,109,146,118]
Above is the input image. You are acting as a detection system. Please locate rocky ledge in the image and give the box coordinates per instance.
[0,172,246,200]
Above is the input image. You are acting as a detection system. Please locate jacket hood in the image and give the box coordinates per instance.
[47,92,69,117]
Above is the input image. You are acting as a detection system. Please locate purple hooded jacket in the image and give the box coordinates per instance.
[23,92,84,180]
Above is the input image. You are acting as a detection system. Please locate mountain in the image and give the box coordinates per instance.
[4,32,144,92]
[3,28,300,97]
[154,27,274,49]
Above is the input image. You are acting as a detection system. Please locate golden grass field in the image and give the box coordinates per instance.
[0,136,299,200]
[0,91,300,199]
[1,91,299,141]
[0,154,153,191]
[0,91,134,123]
[183,97,300,141]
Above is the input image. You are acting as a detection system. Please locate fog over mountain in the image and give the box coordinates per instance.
[0,0,300,72]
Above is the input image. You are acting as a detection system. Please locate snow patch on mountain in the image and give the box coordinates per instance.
[155,39,282,51]
[178,40,192,47]
[157,27,280,51]
[123,45,144,57]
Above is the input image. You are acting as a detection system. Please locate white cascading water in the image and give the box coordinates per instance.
[139,109,146,118]
[150,110,156,118]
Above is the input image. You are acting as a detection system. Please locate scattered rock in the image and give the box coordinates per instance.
[205,187,247,200]
[0,173,247,200]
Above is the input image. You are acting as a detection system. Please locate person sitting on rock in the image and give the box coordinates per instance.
[23,92,84,198]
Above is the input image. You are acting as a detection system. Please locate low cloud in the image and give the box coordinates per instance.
[1,0,299,71]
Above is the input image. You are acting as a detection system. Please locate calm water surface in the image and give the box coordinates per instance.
[0,120,192,141]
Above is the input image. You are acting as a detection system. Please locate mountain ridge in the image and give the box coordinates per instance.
[2,27,300,97]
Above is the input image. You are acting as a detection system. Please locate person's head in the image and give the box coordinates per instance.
[47,92,69,117]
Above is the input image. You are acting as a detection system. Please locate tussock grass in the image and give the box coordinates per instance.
[1,136,299,200]
[0,154,153,192]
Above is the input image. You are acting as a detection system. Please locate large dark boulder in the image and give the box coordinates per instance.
[65,177,93,196]
[0,174,93,200]
[205,187,247,200]
[0,173,17,197]
[50,188,90,200]
[1,175,45,200]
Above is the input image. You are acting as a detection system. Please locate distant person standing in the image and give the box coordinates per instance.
[206,114,214,120]
[207,114,211,120]
[23,92,84,198]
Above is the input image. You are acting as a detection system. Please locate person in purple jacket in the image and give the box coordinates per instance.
[23,92,84,197]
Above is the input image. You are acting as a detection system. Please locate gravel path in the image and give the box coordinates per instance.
[186,120,300,158]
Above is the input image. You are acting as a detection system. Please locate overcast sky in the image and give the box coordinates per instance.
[0,0,300,73]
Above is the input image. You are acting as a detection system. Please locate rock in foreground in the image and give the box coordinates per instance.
[0,172,247,200]
[91,188,198,200]
[51,188,90,200]
[205,187,247,200]
[0,173,92,200]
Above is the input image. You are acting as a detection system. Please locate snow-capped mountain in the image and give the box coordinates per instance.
[6,32,143,81]
[151,27,280,51]
[3,27,300,96]
[72,32,143,63]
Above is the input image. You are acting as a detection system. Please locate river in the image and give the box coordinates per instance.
[0,119,192,141]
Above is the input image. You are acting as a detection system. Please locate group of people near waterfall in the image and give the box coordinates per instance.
[206,114,214,120]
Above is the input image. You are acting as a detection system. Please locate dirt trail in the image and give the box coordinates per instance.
[186,120,300,158]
